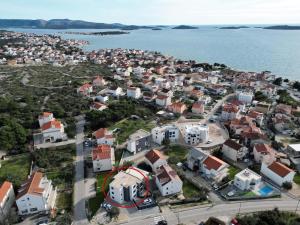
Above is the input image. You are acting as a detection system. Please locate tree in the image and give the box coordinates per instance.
[293,81,300,91]
[162,138,171,147]
[107,206,120,220]
[282,181,292,190]
[273,77,283,86]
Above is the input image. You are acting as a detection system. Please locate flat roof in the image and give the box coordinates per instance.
[235,168,261,180]
[289,144,300,152]
[129,129,150,140]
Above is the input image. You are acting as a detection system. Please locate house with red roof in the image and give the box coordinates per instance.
[221,103,240,121]
[90,101,108,111]
[41,119,65,143]
[155,164,182,196]
[222,139,248,162]
[16,172,57,215]
[77,83,93,96]
[261,161,295,186]
[192,102,205,114]
[92,128,115,146]
[145,149,167,172]
[93,75,107,87]
[167,102,187,114]
[92,145,115,172]
[253,143,276,164]
[201,155,229,182]
[155,95,172,107]
[38,112,54,127]
[0,181,15,222]
[247,110,264,126]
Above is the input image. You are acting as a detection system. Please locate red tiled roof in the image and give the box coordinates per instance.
[203,155,225,171]
[157,95,168,100]
[248,110,263,119]
[92,145,111,160]
[223,139,243,151]
[268,161,294,177]
[145,149,165,164]
[40,112,52,118]
[0,181,13,203]
[222,103,239,113]
[192,102,204,109]
[93,128,108,139]
[17,172,44,200]
[41,119,62,131]
[92,102,107,109]
[79,83,92,92]
[254,143,273,153]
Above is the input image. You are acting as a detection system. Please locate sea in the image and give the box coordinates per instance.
[8,26,300,80]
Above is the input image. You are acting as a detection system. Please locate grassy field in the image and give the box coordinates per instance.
[294,174,300,185]
[182,180,202,199]
[110,118,156,144]
[0,153,31,188]
[88,172,115,217]
[165,145,189,165]
[228,166,241,180]
[56,192,73,211]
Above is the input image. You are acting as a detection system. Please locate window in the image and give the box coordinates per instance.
[30,208,37,212]
[111,192,114,195]
[112,196,115,199]
[166,187,168,190]
[111,187,114,189]
[166,192,168,195]
[21,210,28,214]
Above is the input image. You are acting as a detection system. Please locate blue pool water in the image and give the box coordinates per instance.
[259,186,273,196]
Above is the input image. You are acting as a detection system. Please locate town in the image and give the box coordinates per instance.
[1,30,300,225]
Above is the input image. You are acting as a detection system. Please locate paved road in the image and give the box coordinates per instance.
[117,198,300,225]
[73,118,89,225]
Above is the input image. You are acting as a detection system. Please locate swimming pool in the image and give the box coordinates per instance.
[259,185,273,196]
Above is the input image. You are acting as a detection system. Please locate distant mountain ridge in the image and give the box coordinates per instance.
[0,19,153,30]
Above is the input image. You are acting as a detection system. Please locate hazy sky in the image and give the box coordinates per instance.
[1,0,300,25]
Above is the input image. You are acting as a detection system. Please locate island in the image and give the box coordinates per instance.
[152,28,162,31]
[172,25,198,29]
[63,31,129,36]
[219,26,250,29]
[263,25,300,30]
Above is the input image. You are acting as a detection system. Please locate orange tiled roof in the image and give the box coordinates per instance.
[17,172,44,200]
[93,128,108,139]
[0,181,12,203]
[203,155,225,171]
[41,119,62,131]
[145,149,165,164]
[92,145,111,160]
[268,161,294,177]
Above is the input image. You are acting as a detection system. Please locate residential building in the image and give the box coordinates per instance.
[155,165,183,196]
[275,104,292,115]
[222,139,248,162]
[145,149,168,172]
[96,94,109,103]
[77,83,93,96]
[16,172,57,216]
[253,143,276,164]
[254,102,271,114]
[92,128,115,146]
[0,181,15,222]
[234,169,261,191]
[221,103,240,121]
[237,91,253,104]
[167,102,187,114]
[109,86,123,97]
[109,167,149,204]
[192,102,205,114]
[151,125,179,145]
[155,95,172,107]
[127,87,142,99]
[248,110,264,126]
[184,124,209,145]
[127,129,152,154]
[92,145,115,172]
[38,112,54,127]
[287,144,300,157]
[261,161,295,186]
[187,148,208,171]
[93,76,107,87]
[201,155,229,182]
[41,119,65,142]
[90,102,107,111]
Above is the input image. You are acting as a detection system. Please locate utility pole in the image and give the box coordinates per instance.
[295,199,300,213]
[238,202,242,215]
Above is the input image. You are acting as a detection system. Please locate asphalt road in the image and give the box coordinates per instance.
[118,198,300,225]
[73,118,89,225]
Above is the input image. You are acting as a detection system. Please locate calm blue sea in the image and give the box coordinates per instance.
[9,26,300,80]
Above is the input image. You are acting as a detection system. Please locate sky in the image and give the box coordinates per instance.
[1,0,300,25]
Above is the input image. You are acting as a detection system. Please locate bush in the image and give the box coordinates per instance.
[107,206,120,220]
[282,181,292,190]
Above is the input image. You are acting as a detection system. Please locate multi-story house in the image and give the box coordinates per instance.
[192,102,205,114]
[151,125,179,145]
[155,165,183,196]
[167,102,187,114]
[127,87,142,99]
[127,129,152,154]
[109,167,149,204]
[155,95,172,107]
[184,124,209,145]
[237,91,253,104]
[253,143,276,164]
[0,181,15,223]
[201,155,229,183]
[92,145,115,172]
[221,103,240,121]
[234,169,261,191]
[93,128,115,146]
[93,76,107,87]
[261,161,295,186]
[77,83,93,96]
[16,172,57,216]
[145,149,168,172]
[222,139,248,162]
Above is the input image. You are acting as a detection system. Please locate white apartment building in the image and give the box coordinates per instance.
[16,172,57,216]
[92,145,115,172]
[0,181,15,222]
[155,165,183,196]
[184,124,209,145]
[127,87,142,99]
[127,129,152,154]
[109,167,149,204]
[151,125,179,145]
[237,91,254,104]
[234,169,261,191]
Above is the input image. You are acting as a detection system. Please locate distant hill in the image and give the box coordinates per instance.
[219,26,250,29]
[172,25,198,29]
[263,25,300,30]
[0,19,152,30]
